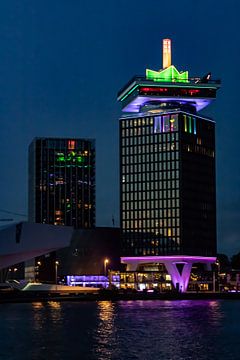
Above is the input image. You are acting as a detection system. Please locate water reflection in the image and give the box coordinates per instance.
[32,301,62,332]
[47,301,62,324]
[32,301,45,331]
[32,301,44,310]
[47,301,61,309]
[1,300,240,360]
[116,300,225,360]
[94,301,118,360]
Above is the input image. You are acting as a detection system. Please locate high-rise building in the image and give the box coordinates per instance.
[118,39,220,291]
[28,137,95,229]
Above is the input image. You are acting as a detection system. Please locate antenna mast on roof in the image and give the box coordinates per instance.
[163,39,171,69]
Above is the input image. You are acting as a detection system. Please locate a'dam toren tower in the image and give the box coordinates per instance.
[118,39,221,292]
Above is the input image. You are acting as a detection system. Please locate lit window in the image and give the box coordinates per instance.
[188,116,192,133]
[68,140,75,150]
[183,114,187,132]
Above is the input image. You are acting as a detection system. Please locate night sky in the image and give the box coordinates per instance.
[0,1,239,255]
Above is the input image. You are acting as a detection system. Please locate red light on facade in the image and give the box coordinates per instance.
[68,140,75,150]
[180,89,201,96]
[188,89,200,95]
[140,87,168,93]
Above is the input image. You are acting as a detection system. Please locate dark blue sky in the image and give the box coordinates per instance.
[0,0,239,255]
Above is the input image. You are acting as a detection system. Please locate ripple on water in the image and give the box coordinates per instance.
[0,300,239,360]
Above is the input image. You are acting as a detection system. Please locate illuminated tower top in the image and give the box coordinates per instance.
[163,38,171,69]
[117,39,221,113]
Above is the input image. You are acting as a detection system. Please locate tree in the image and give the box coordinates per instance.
[217,253,231,272]
[231,252,240,270]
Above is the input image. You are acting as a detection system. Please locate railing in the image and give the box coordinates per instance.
[118,75,221,98]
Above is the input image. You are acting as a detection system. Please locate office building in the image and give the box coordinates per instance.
[28,138,95,229]
[117,39,221,291]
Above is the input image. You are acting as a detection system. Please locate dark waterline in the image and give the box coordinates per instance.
[0,300,240,360]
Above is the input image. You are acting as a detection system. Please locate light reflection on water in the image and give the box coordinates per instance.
[32,301,62,331]
[0,300,239,360]
[94,301,118,360]
[110,300,225,360]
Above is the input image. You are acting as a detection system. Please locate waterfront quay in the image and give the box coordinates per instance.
[1,289,240,304]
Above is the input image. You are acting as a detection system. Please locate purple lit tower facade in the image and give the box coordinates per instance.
[118,39,220,292]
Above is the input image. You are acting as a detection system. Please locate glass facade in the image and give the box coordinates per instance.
[120,111,216,257]
[28,138,95,229]
[180,113,216,256]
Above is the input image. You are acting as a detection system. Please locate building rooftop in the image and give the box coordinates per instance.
[118,39,221,113]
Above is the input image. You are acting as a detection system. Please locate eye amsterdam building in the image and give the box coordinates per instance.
[28,138,95,229]
[117,39,221,291]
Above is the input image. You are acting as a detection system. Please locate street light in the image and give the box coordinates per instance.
[55,261,59,291]
[35,261,42,283]
[216,260,220,292]
[104,259,109,288]
[104,259,109,276]
[213,260,220,293]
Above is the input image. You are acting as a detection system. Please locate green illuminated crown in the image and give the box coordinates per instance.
[146,65,188,83]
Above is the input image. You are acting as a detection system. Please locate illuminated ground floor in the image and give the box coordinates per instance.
[64,272,214,292]
[65,256,216,292]
[120,255,216,292]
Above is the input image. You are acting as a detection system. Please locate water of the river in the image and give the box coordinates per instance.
[0,300,239,360]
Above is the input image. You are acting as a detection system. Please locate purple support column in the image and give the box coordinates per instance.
[163,260,192,292]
